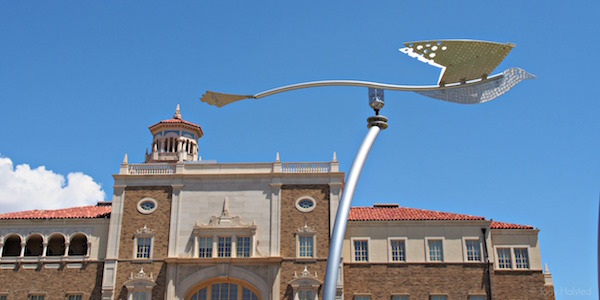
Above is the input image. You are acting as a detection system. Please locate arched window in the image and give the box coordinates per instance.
[46,234,66,256]
[188,280,259,300]
[24,234,43,256]
[2,235,22,257]
[68,233,88,256]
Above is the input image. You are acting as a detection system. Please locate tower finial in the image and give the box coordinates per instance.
[174,104,182,119]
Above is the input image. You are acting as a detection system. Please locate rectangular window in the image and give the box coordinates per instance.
[514,248,529,269]
[299,236,314,258]
[237,236,251,258]
[133,291,149,300]
[299,289,314,300]
[430,296,447,300]
[468,296,486,300]
[465,239,481,261]
[353,240,369,262]
[29,296,45,300]
[428,240,443,262]
[392,295,408,300]
[218,237,232,257]
[198,237,213,258]
[136,237,151,259]
[497,248,512,269]
[390,240,406,262]
[354,296,370,300]
[0,296,6,300]
[68,296,82,300]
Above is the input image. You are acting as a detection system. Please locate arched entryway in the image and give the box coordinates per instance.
[176,265,270,300]
[187,279,259,300]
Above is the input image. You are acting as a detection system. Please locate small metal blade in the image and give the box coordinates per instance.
[200,91,253,108]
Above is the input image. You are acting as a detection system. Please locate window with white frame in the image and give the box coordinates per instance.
[496,248,512,269]
[295,224,316,259]
[299,236,314,258]
[389,239,406,262]
[136,237,152,259]
[237,236,251,258]
[427,239,443,262]
[198,237,212,258]
[514,248,529,269]
[124,267,155,300]
[133,225,154,260]
[465,239,481,262]
[353,239,369,262]
[391,295,408,300]
[218,237,232,257]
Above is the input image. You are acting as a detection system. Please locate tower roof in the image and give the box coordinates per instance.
[148,104,203,138]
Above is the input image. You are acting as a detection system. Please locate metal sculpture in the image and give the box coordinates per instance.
[200,39,534,300]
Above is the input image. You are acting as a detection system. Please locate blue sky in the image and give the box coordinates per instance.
[0,1,598,298]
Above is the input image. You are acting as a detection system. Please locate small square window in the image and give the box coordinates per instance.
[514,248,529,269]
[465,239,481,261]
[353,240,369,262]
[497,248,512,269]
[428,240,443,262]
[237,236,251,258]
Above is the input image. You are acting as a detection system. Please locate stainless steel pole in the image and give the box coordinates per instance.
[322,122,384,300]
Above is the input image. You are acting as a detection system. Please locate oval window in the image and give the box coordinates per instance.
[137,198,158,214]
[295,197,316,213]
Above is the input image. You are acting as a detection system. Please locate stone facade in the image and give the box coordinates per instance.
[0,262,104,299]
[113,186,172,299]
[0,106,554,300]
[279,184,331,300]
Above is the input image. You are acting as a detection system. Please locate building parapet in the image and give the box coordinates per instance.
[122,161,339,175]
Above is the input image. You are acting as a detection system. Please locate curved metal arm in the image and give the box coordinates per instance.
[200,68,534,107]
[323,124,382,300]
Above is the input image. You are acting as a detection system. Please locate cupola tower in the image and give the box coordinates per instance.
[145,104,203,162]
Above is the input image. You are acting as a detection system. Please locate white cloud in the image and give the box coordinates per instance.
[0,156,106,213]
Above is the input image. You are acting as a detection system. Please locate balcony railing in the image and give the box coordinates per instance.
[128,164,175,175]
[282,162,331,173]
[124,161,336,175]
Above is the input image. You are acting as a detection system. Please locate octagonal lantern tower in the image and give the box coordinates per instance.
[145,104,204,163]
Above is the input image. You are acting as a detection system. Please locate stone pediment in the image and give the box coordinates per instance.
[193,197,256,233]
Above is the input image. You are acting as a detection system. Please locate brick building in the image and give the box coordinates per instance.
[0,106,554,300]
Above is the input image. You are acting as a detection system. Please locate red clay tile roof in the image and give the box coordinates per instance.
[0,203,533,229]
[349,206,486,221]
[0,203,111,220]
[490,221,533,229]
[148,118,204,137]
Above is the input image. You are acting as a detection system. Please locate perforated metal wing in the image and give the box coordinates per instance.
[401,40,514,85]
